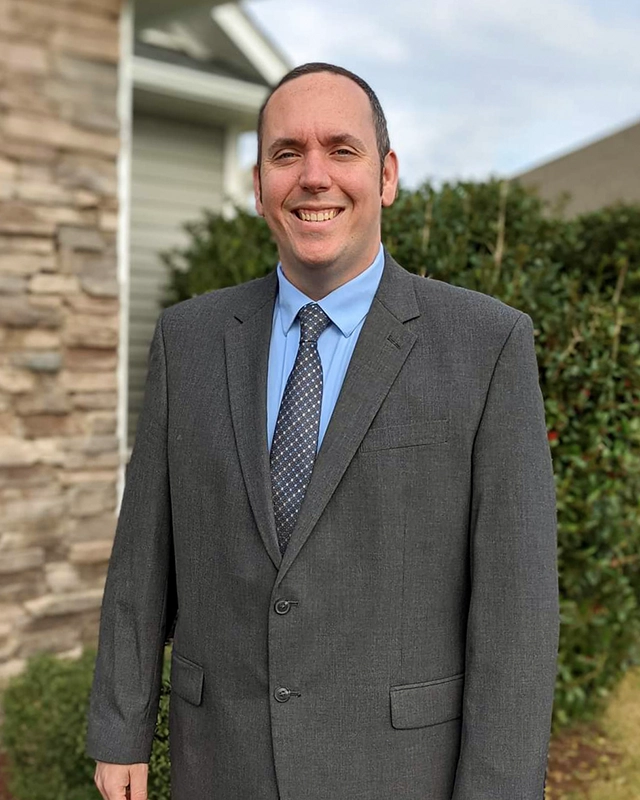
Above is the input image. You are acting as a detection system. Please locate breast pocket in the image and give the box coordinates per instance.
[360,418,449,453]
[390,672,464,729]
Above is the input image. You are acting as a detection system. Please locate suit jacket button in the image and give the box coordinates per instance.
[274,686,291,703]
[274,599,291,615]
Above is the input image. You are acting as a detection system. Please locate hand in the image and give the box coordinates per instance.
[94,761,149,800]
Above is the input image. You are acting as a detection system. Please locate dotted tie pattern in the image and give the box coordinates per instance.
[270,303,331,555]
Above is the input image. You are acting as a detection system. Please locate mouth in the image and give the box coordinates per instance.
[292,208,343,223]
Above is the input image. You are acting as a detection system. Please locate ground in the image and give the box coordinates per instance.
[1,667,639,798]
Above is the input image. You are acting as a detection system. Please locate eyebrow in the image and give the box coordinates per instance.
[266,133,368,158]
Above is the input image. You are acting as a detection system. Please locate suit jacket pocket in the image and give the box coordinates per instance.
[171,650,204,706]
[360,418,449,453]
[390,672,464,730]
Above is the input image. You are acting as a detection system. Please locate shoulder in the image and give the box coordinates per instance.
[400,265,529,345]
[157,271,276,337]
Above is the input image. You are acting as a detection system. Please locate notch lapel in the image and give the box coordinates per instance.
[276,254,421,583]
[225,272,282,569]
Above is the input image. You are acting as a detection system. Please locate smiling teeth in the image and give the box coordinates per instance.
[297,209,339,221]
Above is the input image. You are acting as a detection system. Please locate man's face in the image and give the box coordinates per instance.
[253,72,398,281]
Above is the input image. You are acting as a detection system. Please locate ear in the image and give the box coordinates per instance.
[253,164,264,216]
[381,150,399,207]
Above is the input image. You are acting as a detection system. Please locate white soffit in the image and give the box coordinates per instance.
[132,56,268,114]
[211,3,288,86]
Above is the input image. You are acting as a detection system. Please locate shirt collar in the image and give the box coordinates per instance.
[276,243,385,338]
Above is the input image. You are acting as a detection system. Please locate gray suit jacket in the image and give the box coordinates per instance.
[86,252,559,800]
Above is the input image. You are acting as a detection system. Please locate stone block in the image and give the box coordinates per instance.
[80,275,118,297]
[0,296,62,328]
[21,413,82,438]
[60,371,117,392]
[0,201,55,236]
[56,155,117,195]
[18,625,81,659]
[12,351,62,373]
[0,158,17,181]
[69,481,116,517]
[64,447,119,471]
[0,412,20,436]
[67,513,115,543]
[0,252,56,273]
[30,204,86,227]
[73,190,100,208]
[64,314,118,348]
[29,294,63,310]
[69,539,112,564]
[60,469,116,485]
[15,387,70,415]
[15,181,73,205]
[29,273,80,294]
[53,53,119,89]
[45,561,81,593]
[0,138,57,164]
[65,347,117,372]
[0,547,45,574]
[71,391,116,410]
[0,42,49,75]
[25,587,104,618]
[58,225,105,251]
[0,437,38,467]
[4,113,119,157]
[0,368,36,393]
[2,494,67,524]
[99,211,118,232]
[0,463,56,490]
[87,411,116,434]
[0,274,27,294]
[0,237,55,255]
[64,293,118,315]
[19,330,60,348]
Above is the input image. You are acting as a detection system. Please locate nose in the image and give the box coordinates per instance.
[298,151,331,193]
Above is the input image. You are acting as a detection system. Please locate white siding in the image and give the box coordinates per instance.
[129,113,224,445]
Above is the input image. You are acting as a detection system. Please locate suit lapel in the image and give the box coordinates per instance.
[225,271,282,569]
[276,253,421,583]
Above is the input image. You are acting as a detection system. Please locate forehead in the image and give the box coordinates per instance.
[262,72,376,143]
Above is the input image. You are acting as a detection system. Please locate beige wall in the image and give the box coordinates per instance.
[0,0,122,682]
[517,120,640,217]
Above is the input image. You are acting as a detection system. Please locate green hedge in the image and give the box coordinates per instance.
[162,180,640,725]
[1,649,171,800]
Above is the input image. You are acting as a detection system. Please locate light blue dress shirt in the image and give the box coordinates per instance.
[267,243,385,452]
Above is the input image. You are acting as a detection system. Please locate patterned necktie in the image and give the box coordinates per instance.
[270,302,331,555]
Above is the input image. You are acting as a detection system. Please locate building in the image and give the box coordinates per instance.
[0,0,288,679]
[516,118,640,217]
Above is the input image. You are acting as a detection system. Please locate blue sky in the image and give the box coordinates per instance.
[243,0,640,188]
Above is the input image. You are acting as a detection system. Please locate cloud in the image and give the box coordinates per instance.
[244,0,640,184]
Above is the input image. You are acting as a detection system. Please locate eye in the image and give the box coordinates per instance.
[275,151,297,160]
[333,148,355,156]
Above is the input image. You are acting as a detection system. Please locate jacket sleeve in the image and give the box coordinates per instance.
[86,313,177,764]
[452,312,559,800]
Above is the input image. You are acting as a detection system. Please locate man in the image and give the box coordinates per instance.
[87,63,559,800]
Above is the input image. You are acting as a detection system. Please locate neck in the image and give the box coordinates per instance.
[280,246,381,301]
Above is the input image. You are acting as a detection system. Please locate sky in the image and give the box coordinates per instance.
[243,0,640,188]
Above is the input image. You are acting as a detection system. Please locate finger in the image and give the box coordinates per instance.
[128,763,149,800]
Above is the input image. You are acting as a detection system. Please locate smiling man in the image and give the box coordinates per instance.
[87,63,559,800]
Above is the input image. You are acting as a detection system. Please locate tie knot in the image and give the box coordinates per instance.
[298,303,330,343]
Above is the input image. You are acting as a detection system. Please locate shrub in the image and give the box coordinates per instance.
[1,649,172,800]
[162,180,640,726]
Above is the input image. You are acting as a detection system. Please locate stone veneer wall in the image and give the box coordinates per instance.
[0,0,122,684]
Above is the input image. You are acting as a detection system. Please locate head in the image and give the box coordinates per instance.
[253,63,399,294]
